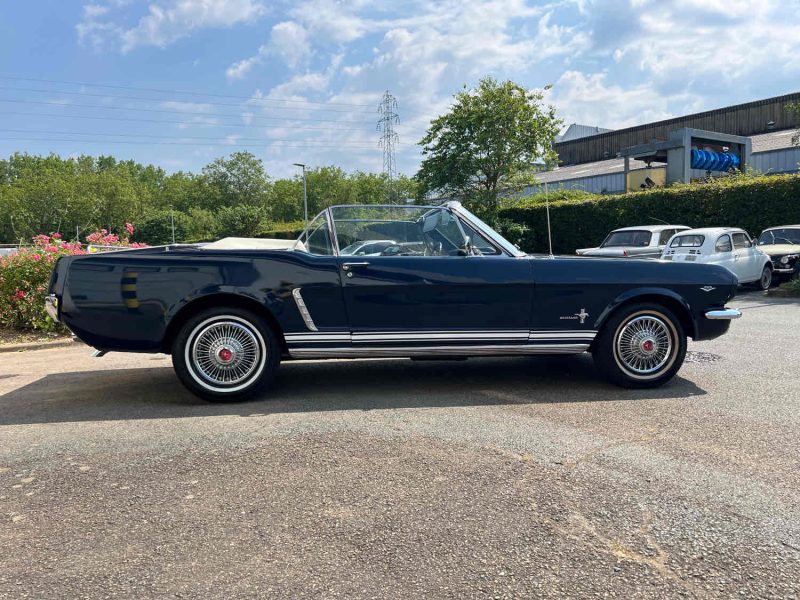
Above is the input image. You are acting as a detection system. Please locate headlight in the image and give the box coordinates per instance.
[781,254,799,265]
[781,256,790,265]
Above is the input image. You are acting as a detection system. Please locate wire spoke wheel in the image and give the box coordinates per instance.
[614,314,675,377]
[189,319,262,389]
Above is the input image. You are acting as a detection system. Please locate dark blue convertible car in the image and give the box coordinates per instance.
[46,202,741,401]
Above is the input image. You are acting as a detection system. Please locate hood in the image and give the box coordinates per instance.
[758,243,800,257]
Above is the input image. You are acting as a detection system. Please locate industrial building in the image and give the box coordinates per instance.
[526,92,800,195]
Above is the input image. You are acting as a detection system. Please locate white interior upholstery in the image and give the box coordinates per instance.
[201,237,304,251]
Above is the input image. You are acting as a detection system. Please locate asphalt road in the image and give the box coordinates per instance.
[1,290,799,599]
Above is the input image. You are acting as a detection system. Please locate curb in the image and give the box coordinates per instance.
[0,338,84,353]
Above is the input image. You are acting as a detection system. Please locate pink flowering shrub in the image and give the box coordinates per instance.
[0,234,85,331]
[0,226,148,331]
[85,223,148,249]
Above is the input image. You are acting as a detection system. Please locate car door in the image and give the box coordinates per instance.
[713,234,742,279]
[731,232,760,281]
[338,208,533,347]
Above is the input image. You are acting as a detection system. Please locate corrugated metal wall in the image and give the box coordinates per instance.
[750,148,800,174]
[522,149,799,197]
[523,173,625,196]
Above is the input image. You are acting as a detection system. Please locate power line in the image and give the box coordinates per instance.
[0,128,382,146]
[0,110,372,132]
[0,85,373,115]
[0,136,384,149]
[0,75,376,109]
[0,98,376,124]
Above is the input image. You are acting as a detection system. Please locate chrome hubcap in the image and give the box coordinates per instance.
[191,321,261,385]
[616,315,673,375]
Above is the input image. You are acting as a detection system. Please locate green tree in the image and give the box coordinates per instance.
[415,77,561,220]
[788,102,800,147]
[200,151,272,215]
[134,209,190,245]
[216,205,266,237]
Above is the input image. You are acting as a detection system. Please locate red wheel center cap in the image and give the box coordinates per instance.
[642,340,654,352]
[218,348,233,362]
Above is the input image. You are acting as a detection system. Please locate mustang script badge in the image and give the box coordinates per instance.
[560,308,590,324]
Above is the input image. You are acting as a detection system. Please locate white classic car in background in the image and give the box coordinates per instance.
[661,227,773,290]
[576,225,690,258]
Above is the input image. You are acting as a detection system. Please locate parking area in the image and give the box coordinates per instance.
[1,290,799,598]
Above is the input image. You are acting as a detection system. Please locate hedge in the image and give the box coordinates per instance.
[498,174,800,254]
[257,220,305,240]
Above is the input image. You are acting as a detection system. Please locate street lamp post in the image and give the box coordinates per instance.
[168,205,176,245]
[293,163,308,240]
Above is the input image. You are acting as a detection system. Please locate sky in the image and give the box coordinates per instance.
[1,0,799,178]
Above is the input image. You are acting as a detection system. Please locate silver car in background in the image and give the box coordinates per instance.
[576,225,690,258]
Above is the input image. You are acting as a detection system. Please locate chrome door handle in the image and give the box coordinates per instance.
[342,262,370,271]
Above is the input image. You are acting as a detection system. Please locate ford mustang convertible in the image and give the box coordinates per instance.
[46,202,741,401]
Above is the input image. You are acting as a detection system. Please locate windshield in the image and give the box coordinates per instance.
[601,230,652,248]
[758,228,800,245]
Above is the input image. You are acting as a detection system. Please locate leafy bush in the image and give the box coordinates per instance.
[0,234,84,331]
[779,278,800,296]
[185,208,219,242]
[134,210,191,245]
[216,205,266,237]
[499,174,800,254]
[501,188,599,208]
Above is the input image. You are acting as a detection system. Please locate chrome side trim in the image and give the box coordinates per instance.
[291,288,318,332]
[284,329,597,343]
[289,343,590,359]
[705,308,742,320]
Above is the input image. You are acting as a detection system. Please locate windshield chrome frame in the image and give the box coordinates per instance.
[295,201,522,258]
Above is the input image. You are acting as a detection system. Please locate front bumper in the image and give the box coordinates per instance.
[45,294,59,322]
[705,308,742,320]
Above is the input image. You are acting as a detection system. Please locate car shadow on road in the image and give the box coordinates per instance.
[0,354,707,426]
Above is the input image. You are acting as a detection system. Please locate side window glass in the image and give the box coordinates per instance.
[715,235,732,253]
[299,214,334,256]
[732,233,751,249]
[460,219,500,255]
[658,230,675,245]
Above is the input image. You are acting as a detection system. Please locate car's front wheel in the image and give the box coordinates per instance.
[593,303,686,388]
[172,307,280,402]
[755,264,773,290]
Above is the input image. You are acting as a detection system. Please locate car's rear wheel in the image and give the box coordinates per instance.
[172,307,280,402]
[593,302,686,388]
[755,265,773,290]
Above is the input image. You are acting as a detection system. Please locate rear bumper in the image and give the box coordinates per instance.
[705,308,742,320]
[693,307,740,341]
[45,294,60,323]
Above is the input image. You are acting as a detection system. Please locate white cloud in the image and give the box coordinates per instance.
[270,21,312,68]
[581,0,799,90]
[77,0,266,52]
[159,101,213,113]
[225,20,311,79]
[548,71,683,129]
[226,51,265,80]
